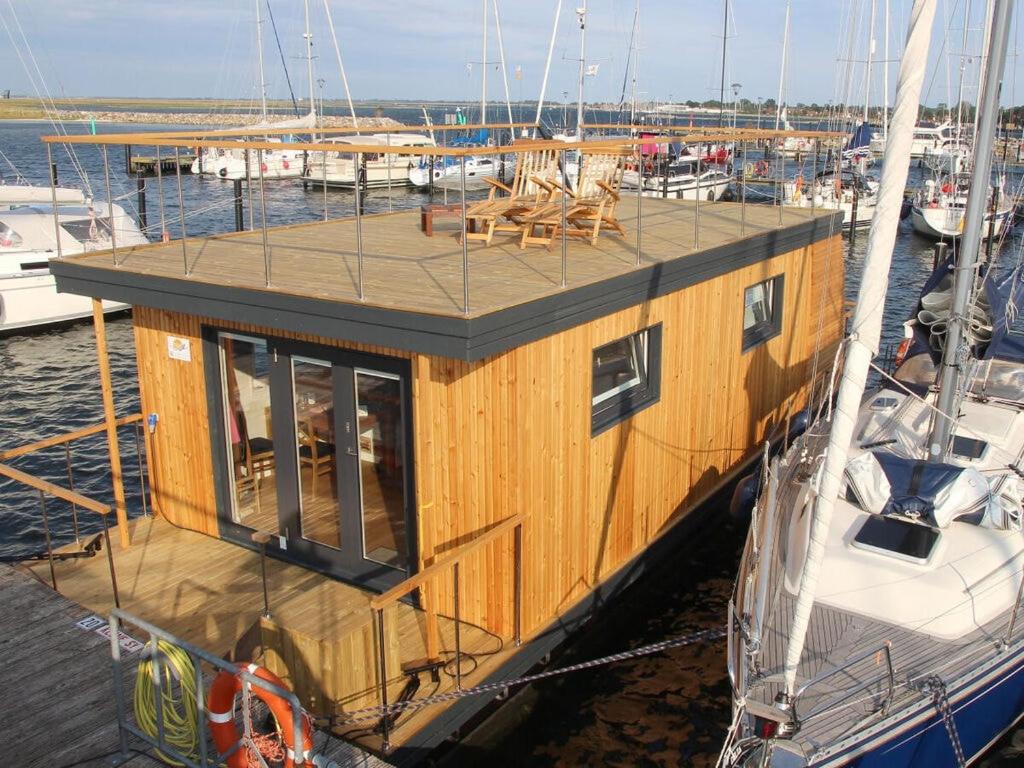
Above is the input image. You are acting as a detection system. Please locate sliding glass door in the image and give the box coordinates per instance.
[209,330,415,589]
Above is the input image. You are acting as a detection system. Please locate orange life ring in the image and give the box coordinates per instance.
[207,663,313,768]
[755,160,768,177]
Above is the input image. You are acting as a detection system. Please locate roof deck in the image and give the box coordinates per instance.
[53,197,839,359]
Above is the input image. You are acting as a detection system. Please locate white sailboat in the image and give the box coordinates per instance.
[720,4,1024,767]
[192,0,316,181]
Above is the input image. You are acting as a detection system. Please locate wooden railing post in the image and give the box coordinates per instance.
[93,299,130,548]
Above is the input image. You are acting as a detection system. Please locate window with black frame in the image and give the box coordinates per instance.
[742,276,784,351]
[591,325,662,435]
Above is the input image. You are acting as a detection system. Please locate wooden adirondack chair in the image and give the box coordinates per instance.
[518,148,630,248]
[464,143,562,245]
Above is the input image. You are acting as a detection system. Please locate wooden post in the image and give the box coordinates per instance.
[93,299,130,548]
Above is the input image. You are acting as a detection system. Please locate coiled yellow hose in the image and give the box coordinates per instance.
[133,639,201,766]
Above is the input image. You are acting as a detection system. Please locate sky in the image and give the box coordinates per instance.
[0,1,1020,109]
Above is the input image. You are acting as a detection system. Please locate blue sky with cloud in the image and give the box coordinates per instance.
[0,1,1018,108]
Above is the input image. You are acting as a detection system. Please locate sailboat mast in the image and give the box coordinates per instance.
[780,0,937,699]
[719,0,728,128]
[631,1,639,126]
[776,1,791,131]
[864,0,876,124]
[929,0,1013,459]
[256,0,268,120]
[955,0,973,145]
[884,0,890,140]
[576,0,587,136]
[493,0,515,127]
[303,0,315,117]
[534,0,562,131]
[481,0,488,126]
[321,0,358,131]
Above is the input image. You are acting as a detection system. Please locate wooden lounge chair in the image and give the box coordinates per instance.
[464,143,561,245]
[518,148,630,248]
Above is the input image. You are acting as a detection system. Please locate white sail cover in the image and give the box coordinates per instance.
[781,0,938,696]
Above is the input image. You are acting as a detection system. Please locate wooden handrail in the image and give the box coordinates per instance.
[0,413,143,461]
[0,462,111,516]
[370,513,524,610]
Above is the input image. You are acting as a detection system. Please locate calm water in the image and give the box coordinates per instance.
[0,120,1020,765]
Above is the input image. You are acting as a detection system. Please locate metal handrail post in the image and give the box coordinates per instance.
[192,650,209,766]
[174,148,189,273]
[322,145,329,222]
[64,443,80,545]
[133,424,148,517]
[375,608,391,752]
[694,153,701,249]
[108,613,132,761]
[155,146,168,242]
[245,149,255,231]
[101,513,121,608]
[46,144,62,259]
[454,561,463,690]
[811,146,818,216]
[150,634,168,751]
[636,150,643,266]
[386,132,393,213]
[778,150,785,227]
[560,149,568,287]
[258,149,271,288]
[513,523,522,646]
[740,142,747,236]
[355,153,365,301]
[460,156,470,315]
[102,146,118,266]
[252,531,272,619]
[38,490,56,590]
[1004,567,1024,645]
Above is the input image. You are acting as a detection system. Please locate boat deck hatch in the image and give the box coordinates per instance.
[851,515,940,565]
[951,435,988,460]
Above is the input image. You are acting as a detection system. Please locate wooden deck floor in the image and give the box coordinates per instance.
[22,517,519,755]
[63,198,826,318]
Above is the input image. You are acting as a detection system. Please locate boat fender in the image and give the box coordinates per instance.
[729,473,761,521]
[283,159,290,170]
[261,163,268,173]
[207,662,314,768]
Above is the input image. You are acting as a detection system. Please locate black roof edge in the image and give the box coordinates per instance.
[51,211,841,362]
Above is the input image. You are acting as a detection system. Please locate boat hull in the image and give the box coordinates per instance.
[815,644,1024,767]
[0,271,128,333]
[910,205,1011,240]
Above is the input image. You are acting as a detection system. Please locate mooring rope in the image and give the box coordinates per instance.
[332,627,726,726]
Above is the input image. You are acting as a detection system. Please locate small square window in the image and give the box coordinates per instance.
[742,275,784,351]
[591,325,662,435]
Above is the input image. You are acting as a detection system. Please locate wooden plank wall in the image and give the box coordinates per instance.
[132,233,844,647]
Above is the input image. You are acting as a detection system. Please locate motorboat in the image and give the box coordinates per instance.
[0,185,148,333]
[621,155,732,200]
[910,172,1013,240]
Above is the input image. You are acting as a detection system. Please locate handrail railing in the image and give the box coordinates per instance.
[108,609,309,766]
[0,413,143,460]
[0,412,149,607]
[367,512,524,753]
[0,460,120,607]
[792,641,896,723]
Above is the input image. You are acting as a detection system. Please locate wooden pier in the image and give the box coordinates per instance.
[0,563,388,767]
[128,153,195,175]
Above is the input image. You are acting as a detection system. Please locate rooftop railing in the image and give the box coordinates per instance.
[41,125,847,316]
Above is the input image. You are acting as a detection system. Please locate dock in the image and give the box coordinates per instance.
[1,562,388,767]
[128,153,196,175]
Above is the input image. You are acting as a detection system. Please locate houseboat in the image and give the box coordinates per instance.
[16,128,845,764]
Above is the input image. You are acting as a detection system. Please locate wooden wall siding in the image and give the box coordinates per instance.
[414,237,845,639]
[132,234,844,649]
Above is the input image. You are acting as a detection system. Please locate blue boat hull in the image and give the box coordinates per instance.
[823,649,1024,767]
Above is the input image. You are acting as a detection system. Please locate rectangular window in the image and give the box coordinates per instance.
[591,325,662,435]
[742,275,784,351]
